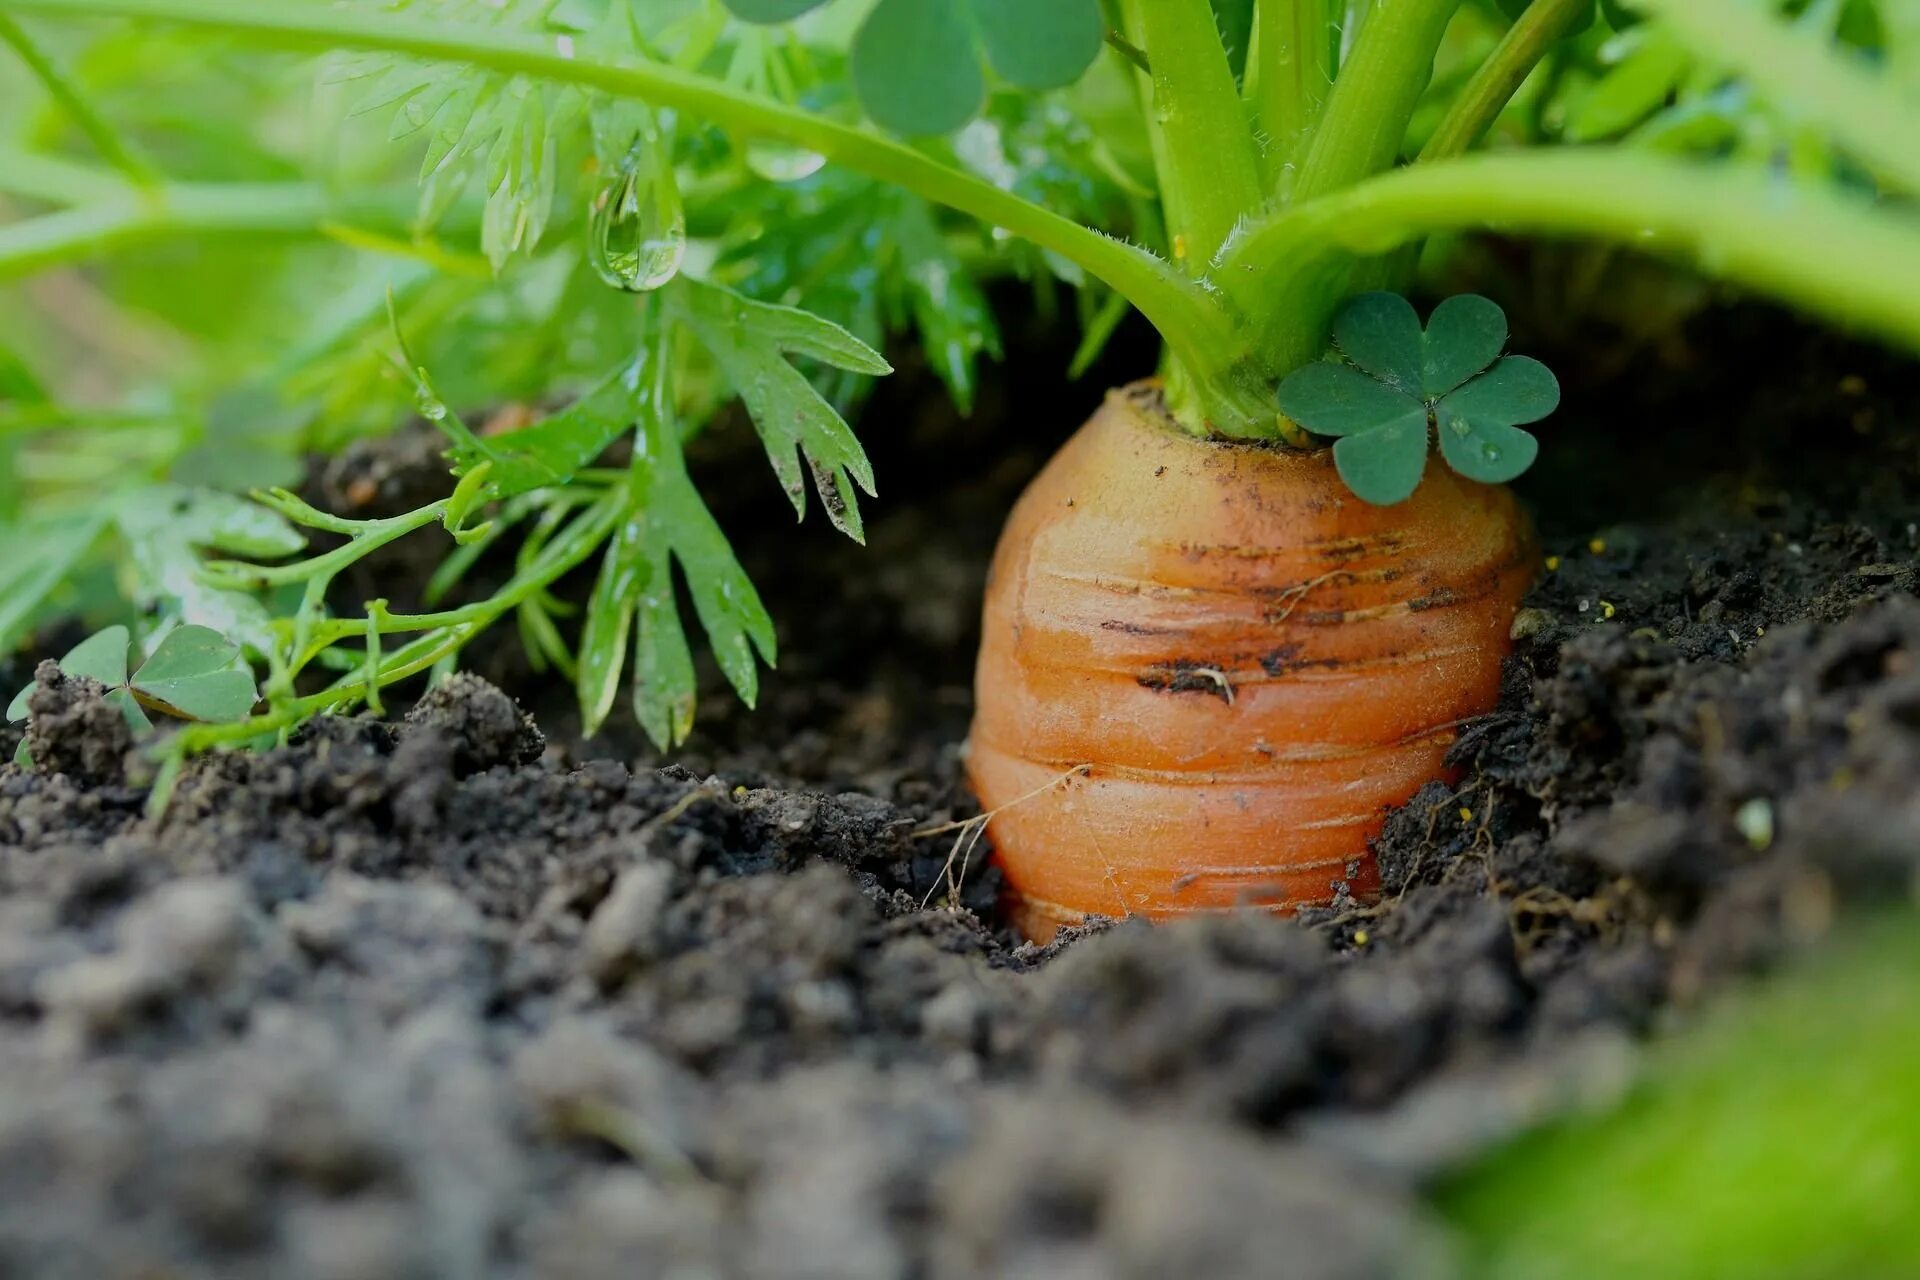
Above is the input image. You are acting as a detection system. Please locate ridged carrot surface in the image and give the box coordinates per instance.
[967,384,1534,941]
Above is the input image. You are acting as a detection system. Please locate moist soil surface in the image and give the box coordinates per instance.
[5,304,1920,1278]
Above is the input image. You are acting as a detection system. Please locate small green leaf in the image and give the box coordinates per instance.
[1440,355,1562,427]
[969,0,1103,90]
[721,0,833,20]
[577,497,645,737]
[851,0,984,136]
[1333,292,1423,394]
[1277,361,1428,438]
[624,403,776,748]
[1434,356,1559,485]
[1332,419,1431,507]
[1435,413,1541,485]
[130,625,257,722]
[103,687,156,734]
[1422,294,1509,398]
[8,624,134,724]
[11,739,27,768]
[674,278,882,543]
[60,626,132,688]
[633,560,697,751]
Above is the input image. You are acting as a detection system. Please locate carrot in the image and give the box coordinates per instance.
[966,383,1535,942]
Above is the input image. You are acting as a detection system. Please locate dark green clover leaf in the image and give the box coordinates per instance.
[1277,292,1560,506]
[128,626,258,723]
[7,623,258,768]
[724,0,1102,135]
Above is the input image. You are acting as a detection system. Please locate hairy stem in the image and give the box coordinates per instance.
[1250,0,1332,191]
[1418,0,1587,162]
[1118,0,1263,269]
[1222,150,1920,372]
[1290,0,1461,206]
[1631,0,1920,196]
[0,0,1249,416]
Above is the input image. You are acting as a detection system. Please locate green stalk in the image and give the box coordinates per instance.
[1224,149,1920,371]
[0,12,156,184]
[1251,0,1333,190]
[1227,0,1462,370]
[0,143,123,202]
[1117,0,1264,269]
[0,0,1250,420]
[1291,0,1462,204]
[1418,0,1587,162]
[1632,0,1920,196]
[0,179,427,281]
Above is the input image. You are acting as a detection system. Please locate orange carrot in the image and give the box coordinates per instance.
[966,383,1535,942]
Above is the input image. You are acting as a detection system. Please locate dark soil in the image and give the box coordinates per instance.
[6,302,1920,1278]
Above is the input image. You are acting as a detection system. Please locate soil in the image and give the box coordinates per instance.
[6,301,1920,1278]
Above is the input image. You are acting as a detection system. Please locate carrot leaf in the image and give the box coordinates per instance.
[672,277,887,545]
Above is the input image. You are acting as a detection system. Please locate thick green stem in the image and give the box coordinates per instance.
[1250,0,1333,191]
[1115,0,1263,271]
[0,143,123,202]
[0,12,155,184]
[1418,0,1587,162]
[0,0,1248,415]
[1225,0,1461,370]
[1631,0,1920,196]
[1223,149,1920,371]
[1291,0,1461,205]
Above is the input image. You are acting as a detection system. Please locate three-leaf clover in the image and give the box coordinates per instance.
[722,0,1103,135]
[7,624,258,766]
[1276,293,1560,506]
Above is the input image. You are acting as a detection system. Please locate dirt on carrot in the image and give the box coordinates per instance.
[4,305,1920,1277]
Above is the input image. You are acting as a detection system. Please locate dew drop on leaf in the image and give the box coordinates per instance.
[588,137,687,293]
[745,141,826,183]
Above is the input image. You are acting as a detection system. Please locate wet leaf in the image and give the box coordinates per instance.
[130,625,257,722]
[674,277,885,543]
[851,0,984,136]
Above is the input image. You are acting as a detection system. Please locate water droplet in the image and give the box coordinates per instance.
[745,141,825,183]
[415,389,449,422]
[588,135,686,292]
[1481,441,1501,461]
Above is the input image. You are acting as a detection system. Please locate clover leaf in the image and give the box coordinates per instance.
[722,0,1102,135]
[1276,292,1560,506]
[8,624,258,766]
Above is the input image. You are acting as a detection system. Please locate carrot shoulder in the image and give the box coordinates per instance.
[966,383,1534,941]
